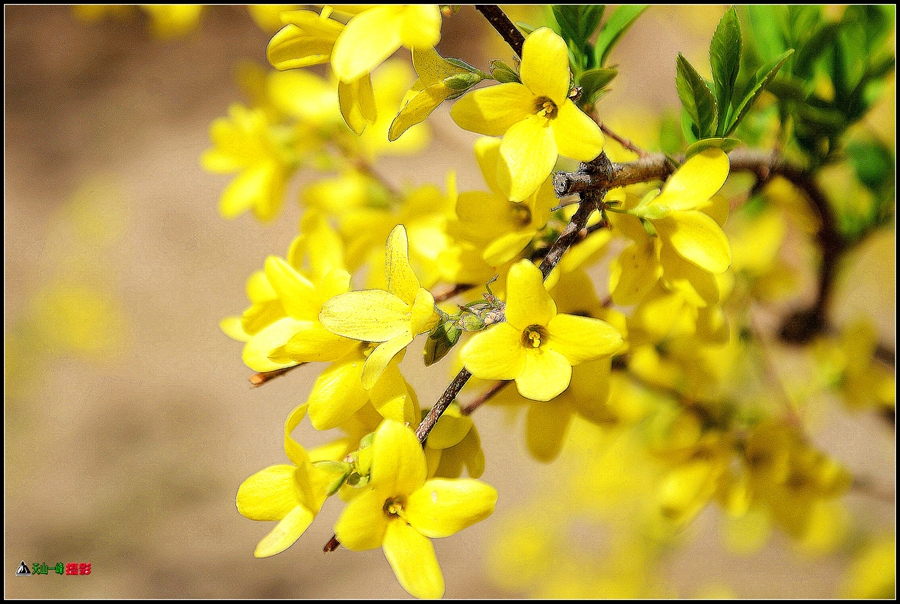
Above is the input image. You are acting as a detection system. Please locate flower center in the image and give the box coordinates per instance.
[383,496,406,519]
[522,325,549,349]
[534,96,558,119]
[510,202,532,226]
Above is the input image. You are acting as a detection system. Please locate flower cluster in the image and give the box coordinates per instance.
[198,4,894,600]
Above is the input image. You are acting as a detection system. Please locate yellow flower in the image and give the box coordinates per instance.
[305,343,419,430]
[319,225,438,389]
[451,27,604,201]
[201,103,295,221]
[449,137,554,267]
[267,8,377,135]
[330,5,442,84]
[333,420,497,599]
[628,148,732,273]
[460,259,623,402]
[236,404,345,557]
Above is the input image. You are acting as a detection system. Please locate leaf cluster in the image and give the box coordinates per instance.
[743,5,895,168]
[676,7,792,157]
[742,5,895,241]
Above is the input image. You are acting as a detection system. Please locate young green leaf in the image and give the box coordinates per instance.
[594,5,648,67]
[727,49,793,137]
[676,53,718,140]
[709,7,742,135]
[579,67,618,108]
[552,5,605,51]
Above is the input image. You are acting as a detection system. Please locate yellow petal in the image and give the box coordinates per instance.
[389,83,451,142]
[253,505,315,558]
[520,27,570,103]
[282,322,357,363]
[383,520,444,599]
[406,478,498,538]
[450,83,535,136]
[552,101,604,161]
[362,333,413,390]
[236,465,300,521]
[267,19,339,70]
[368,358,418,424]
[473,136,503,194]
[655,211,732,273]
[484,230,536,266]
[459,323,526,381]
[242,317,304,372]
[338,75,377,135]
[651,148,729,212]
[547,314,623,364]
[609,239,663,306]
[307,353,369,430]
[410,288,438,334]
[219,162,283,221]
[427,409,473,450]
[264,256,319,319]
[526,401,573,462]
[320,289,411,342]
[331,7,403,82]
[498,115,557,202]
[517,348,572,401]
[505,259,556,329]
[385,225,420,303]
[333,488,389,550]
[371,420,428,496]
[398,5,441,49]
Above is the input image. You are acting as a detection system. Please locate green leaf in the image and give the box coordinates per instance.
[676,53,718,140]
[745,6,788,63]
[594,5,648,67]
[685,137,741,159]
[579,66,618,107]
[792,22,839,80]
[709,7,742,135]
[489,59,520,84]
[727,49,793,137]
[846,138,895,206]
[552,5,605,50]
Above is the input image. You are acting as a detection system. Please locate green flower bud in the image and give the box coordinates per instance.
[490,59,520,84]
[424,321,463,366]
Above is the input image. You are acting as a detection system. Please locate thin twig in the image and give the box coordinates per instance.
[600,122,650,158]
[474,6,525,57]
[461,380,511,415]
[249,364,303,387]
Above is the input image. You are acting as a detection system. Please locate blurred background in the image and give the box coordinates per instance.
[5,5,894,599]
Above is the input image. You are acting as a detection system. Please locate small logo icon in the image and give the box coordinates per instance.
[16,561,31,576]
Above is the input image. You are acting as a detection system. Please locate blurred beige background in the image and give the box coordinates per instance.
[5,5,894,599]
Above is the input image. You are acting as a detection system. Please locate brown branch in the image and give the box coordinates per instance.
[553,152,675,197]
[475,5,524,57]
[432,282,477,303]
[554,148,853,345]
[461,380,511,415]
[415,368,473,442]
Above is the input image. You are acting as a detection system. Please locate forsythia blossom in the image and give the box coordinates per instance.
[333,420,497,599]
[461,259,624,401]
[319,225,438,389]
[451,27,604,201]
